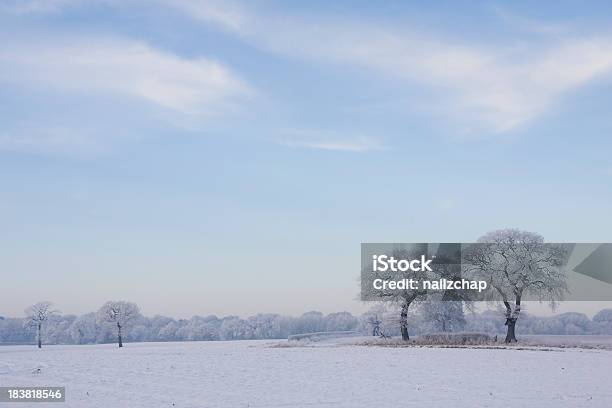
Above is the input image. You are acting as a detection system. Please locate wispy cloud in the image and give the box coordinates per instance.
[0,0,74,14]
[0,37,251,116]
[165,1,612,133]
[491,7,571,36]
[5,1,612,138]
[0,126,103,155]
[1,0,248,29]
[163,0,248,31]
[279,131,383,152]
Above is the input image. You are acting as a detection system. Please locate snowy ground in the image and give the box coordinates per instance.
[521,335,612,348]
[1,340,611,407]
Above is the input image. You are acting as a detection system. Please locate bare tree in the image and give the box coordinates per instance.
[420,301,466,332]
[464,229,569,343]
[97,301,140,347]
[368,314,382,336]
[365,248,430,341]
[24,301,58,348]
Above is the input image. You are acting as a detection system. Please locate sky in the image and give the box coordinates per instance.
[1,0,612,319]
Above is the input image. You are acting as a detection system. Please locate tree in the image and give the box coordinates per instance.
[219,316,252,340]
[420,301,466,332]
[324,312,359,332]
[69,313,99,344]
[24,302,58,348]
[157,321,179,341]
[464,229,569,343]
[366,313,382,336]
[420,250,470,334]
[177,316,220,341]
[249,314,282,339]
[361,304,397,337]
[97,301,140,347]
[294,311,325,334]
[365,248,431,340]
[593,309,612,334]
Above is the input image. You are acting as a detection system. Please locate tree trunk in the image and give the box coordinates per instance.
[505,318,517,343]
[400,301,410,341]
[503,297,521,343]
[117,323,123,348]
[37,323,42,349]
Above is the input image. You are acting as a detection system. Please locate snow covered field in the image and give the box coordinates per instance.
[1,340,611,408]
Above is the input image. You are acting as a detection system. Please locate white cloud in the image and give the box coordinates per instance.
[0,37,250,116]
[279,131,383,152]
[5,1,612,136]
[165,1,612,132]
[162,0,247,31]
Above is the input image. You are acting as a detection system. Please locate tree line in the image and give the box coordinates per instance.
[1,228,606,347]
[2,301,612,347]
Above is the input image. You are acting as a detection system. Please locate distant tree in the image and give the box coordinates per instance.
[24,301,58,348]
[593,309,612,323]
[177,316,220,341]
[464,229,569,343]
[149,315,174,339]
[593,309,612,334]
[368,315,382,336]
[361,304,400,337]
[219,317,252,340]
[69,313,99,344]
[249,314,283,339]
[294,311,325,334]
[361,306,383,336]
[43,314,76,344]
[97,301,140,347]
[420,301,466,332]
[157,321,179,341]
[324,312,359,332]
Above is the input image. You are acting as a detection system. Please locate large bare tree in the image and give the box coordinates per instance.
[464,229,569,343]
[24,301,58,348]
[97,301,140,348]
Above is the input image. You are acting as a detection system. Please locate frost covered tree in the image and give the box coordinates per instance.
[157,321,179,341]
[149,315,174,340]
[365,312,382,336]
[176,315,220,341]
[365,248,431,340]
[593,309,612,334]
[294,311,326,334]
[42,314,76,344]
[69,313,99,344]
[361,304,399,337]
[249,314,282,339]
[420,302,466,332]
[24,301,58,348]
[324,312,359,332]
[464,229,569,343]
[219,316,253,340]
[97,301,140,347]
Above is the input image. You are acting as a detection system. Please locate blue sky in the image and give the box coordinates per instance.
[1,0,612,318]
